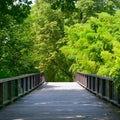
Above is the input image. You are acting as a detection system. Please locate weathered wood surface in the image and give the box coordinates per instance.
[0,82,120,120]
[0,73,39,83]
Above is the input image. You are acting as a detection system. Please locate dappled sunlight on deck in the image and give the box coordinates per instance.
[42,82,85,90]
[0,82,120,120]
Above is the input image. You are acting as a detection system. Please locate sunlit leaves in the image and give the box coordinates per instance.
[60,11,120,87]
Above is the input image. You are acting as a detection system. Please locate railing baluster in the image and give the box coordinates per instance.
[3,82,8,103]
[29,76,32,89]
[96,78,98,93]
[21,78,24,94]
[75,72,120,107]
[0,83,3,106]
[109,81,113,100]
[93,77,95,91]
[33,75,35,88]
[15,80,19,97]
[91,76,93,91]
[87,76,89,88]
[102,79,106,96]
[25,77,28,92]
[0,73,45,108]
[8,81,12,101]
[118,88,120,104]
[31,76,33,88]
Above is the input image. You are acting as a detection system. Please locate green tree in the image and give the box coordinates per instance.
[0,16,38,78]
[60,11,120,87]
[51,0,77,13]
[50,0,120,25]
[0,0,37,78]
[0,0,32,23]
[76,0,120,23]
[30,0,72,82]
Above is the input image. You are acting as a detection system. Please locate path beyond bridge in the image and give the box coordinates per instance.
[0,82,120,120]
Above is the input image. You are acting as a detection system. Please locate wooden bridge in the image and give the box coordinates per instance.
[0,72,120,120]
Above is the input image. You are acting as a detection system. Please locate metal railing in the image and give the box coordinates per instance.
[0,73,45,108]
[75,72,120,107]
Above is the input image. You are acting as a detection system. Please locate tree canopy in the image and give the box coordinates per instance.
[0,0,37,78]
[29,0,72,81]
[60,11,120,87]
[1,0,120,87]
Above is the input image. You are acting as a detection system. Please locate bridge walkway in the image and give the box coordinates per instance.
[0,82,120,120]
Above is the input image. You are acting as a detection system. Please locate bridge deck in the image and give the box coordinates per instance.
[0,82,120,120]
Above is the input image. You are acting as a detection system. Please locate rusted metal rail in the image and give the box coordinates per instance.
[75,72,120,107]
[0,73,45,108]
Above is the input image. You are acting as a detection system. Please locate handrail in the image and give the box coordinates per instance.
[75,72,120,107]
[0,73,45,108]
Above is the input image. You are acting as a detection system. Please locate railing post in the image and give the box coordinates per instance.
[27,77,30,91]
[91,76,93,90]
[0,73,44,108]
[109,81,113,100]
[87,76,90,89]
[87,76,89,88]
[102,79,106,96]
[33,75,35,87]
[35,75,37,86]
[99,78,102,95]
[84,75,87,87]
[0,83,3,105]
[92,77,95,91]
[95,77,97,93]
[97,78,100,93]
[23,78,26,94]
[89,76,91,89]
[21,78,24,94]
[75,72,120,107]
[30,76,32,89]
[15,80,19,97]
[8,81,12,100]
[25,77,28,91]
[118,88,120,104]
[31,75,34,88]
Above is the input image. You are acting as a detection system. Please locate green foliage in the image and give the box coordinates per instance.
[0,16,38,78]
[0,0,38,78]
[74,0,120,23]
[60,11,120,86]
[51,0,77,13]
[29,0,72,82]
[1,0,120,85]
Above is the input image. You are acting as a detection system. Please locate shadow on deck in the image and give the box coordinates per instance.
[0,82,120,120]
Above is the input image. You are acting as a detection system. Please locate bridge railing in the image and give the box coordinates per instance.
[75,72,120,107]
[0,73,45,108]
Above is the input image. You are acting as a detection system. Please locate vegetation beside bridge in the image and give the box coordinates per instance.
[0,0,120,88]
